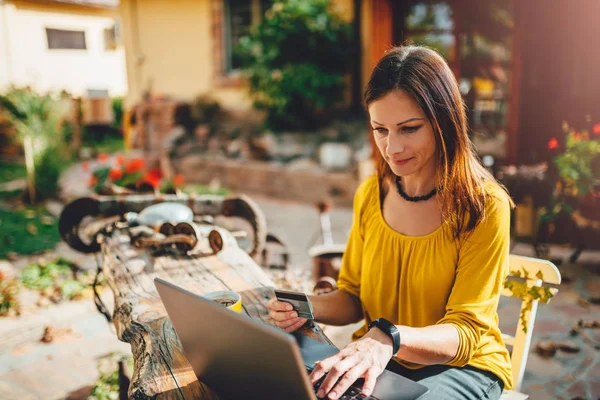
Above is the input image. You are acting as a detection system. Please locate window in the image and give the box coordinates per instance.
[223,0,271,72]
[401,1,514,158]
[404,3,456,65]
[104,20,121,50]
[46,28,86,50]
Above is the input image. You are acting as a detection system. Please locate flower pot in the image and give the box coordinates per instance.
[514,197,537,238]
[318,142,352,171]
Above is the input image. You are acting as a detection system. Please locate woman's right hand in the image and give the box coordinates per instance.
[267,298,308,332]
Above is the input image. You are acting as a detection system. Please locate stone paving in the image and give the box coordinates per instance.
[0,163,598,399]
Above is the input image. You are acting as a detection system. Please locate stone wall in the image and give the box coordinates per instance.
[175,157,362,207]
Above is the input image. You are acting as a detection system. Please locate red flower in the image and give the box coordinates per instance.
[142,169,162,188]
[125,158,145,174]
[97,153,109,163]
[173,174,185,187]
[115,154,125,166]
[583,131,590,140]
[573,132,582,141]
[88,175,98,188]
[109,168,123,181]
[82,161,89,172]
[147,168,162,180]
[593,123,600,135]
[548,137,559,150]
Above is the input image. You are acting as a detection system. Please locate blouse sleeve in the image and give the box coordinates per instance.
[336,177,373,298]
[436,187,511,366]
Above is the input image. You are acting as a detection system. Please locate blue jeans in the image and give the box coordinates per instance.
[386,362,504,400]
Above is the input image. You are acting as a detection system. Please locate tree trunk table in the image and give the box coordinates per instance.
[100,226,330,399]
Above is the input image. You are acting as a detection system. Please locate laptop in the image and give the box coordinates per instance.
[154,278,429,400]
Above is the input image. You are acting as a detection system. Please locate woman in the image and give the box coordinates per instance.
[268,45,513,399]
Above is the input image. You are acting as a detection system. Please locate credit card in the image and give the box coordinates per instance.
[274,289,314,320]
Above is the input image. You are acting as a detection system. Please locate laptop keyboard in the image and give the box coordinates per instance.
[307,367,380,400]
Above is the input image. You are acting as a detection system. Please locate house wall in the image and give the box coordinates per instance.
[0,0,127,97]
[120,0,218,108]
[514,0,600,163]
[120,0,359,110]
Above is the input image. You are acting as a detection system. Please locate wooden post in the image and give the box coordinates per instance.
[370,0,393,70]
[71,97,83,157]
[23,135,36,203]
[506,1,522,165]
[367,0,393,164]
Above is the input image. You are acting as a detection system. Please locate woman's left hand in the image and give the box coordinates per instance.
[309,327,395,399]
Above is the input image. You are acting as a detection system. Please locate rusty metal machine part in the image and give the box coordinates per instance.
[261,233,290,270]
[221,195,266,258]
[58,194,267,257]
[58,197,103,253]
[159,222,175,236]
[133,234,197,253]
[208,230,224,253]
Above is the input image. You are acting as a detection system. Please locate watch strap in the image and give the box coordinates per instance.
[368,318,400,354]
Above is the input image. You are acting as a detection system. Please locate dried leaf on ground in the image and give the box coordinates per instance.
[556,340,581,353]
[577,319,600,329]
[40,325,74,343]
[534,341,557,358]
[577,297,590,308]
[569,327,580,336]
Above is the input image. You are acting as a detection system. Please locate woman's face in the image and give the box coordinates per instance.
[368,89,437,178]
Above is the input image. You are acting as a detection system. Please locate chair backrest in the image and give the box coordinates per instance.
[501,255,561,391]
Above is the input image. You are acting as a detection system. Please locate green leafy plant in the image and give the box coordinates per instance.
[503,267,555,334]
[20,258,88,301]
[35,145,71,200]
[237,0,354,132]
[111,96,124,131]
[0,87,71,202]
[88,354,133,400]
[182,183,231,196]
[0,271,20,316]
[542,121,600,223]
[552,125,600,195]
[0,206,60,258]
[88,368,119,400]
[0,161,26,184]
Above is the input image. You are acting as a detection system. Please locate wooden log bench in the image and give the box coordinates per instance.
[99,225,331,399]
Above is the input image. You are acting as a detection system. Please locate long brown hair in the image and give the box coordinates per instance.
[364,45,512,238]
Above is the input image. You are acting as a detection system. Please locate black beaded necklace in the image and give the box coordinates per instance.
[395,176,438,202]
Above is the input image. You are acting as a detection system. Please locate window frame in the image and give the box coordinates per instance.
[222,0,268,74]
[46,28,87,51]
[104,19,122,51]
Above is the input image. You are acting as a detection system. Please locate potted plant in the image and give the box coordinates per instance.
[535,121,600,259]
[88,155,185,196]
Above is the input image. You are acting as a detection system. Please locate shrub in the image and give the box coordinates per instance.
[237,0,354,132]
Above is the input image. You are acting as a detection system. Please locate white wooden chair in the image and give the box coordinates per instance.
[499,254,561,399]
[321,254,561,399]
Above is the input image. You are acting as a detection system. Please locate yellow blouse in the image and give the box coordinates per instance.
[336,175,513,390]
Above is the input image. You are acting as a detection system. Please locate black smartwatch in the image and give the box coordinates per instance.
[368,318,401,355]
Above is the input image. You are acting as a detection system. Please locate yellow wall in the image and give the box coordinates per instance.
[0,0,127,96]
[120,0,361,111]
[361,0,373,91]
[333,0,354,22]
[120,0,218,108]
